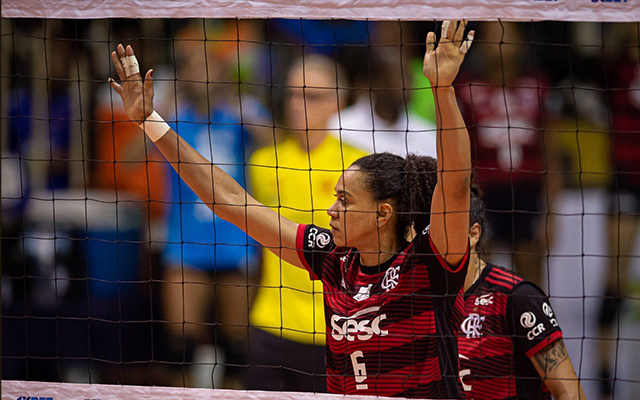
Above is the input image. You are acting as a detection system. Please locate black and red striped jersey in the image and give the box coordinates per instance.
[296,223,470,399]
[458,263,563,400]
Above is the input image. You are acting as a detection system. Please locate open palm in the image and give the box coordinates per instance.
[423,20,474,87]
[109,44,155,124]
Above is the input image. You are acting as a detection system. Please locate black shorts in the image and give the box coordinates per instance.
[247,328,327,393]
[482,182,541,243]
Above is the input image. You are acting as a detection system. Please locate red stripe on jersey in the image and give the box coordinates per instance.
[318,228,466,397]
[469,376,518,400]
[484,276,516,290]
[490,268,523,285]
[459,336,513,359]
[295,224,318,280]
[486,272,519,288]
[525,330,563,358]
[429,234,470,273]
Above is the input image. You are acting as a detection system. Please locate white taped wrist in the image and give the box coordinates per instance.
[121,55,140,77]
[138,111,170,142]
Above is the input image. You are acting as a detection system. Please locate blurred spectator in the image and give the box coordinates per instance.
[543,77,613,400]
[2,20,97,381]
[248,54,366,392]
[543,72,611,248]
[329,22,436,157]
[457,21,548,285]
[159,22,260,389]
[266,19,370,93]
[597,23,640,400]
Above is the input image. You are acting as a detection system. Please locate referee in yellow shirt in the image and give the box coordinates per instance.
[248,54,366,392]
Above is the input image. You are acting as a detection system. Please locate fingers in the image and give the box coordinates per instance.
[143,69,155,106]
[108,77,123,95]
[426,31,436,53]
[460,30,475,54]
[115,43,142,81]
[441,20,451,40]
[111,50,126,81]
[124,45,141,80]
[454,20,467,44]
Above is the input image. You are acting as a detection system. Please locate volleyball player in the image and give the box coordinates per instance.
[109,20,474,398]
[458,189,586,400]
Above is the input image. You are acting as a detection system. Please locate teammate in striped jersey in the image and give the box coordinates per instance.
[109,20,474,397]
[458,190,586,400]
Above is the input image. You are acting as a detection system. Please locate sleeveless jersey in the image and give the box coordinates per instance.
[296,224,469,398]
[458,264,563,400]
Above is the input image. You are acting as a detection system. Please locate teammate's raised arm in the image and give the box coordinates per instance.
[108,44,303,269]
[423,20,474,266]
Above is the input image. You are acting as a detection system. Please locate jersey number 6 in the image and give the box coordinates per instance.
[350,350,368,390]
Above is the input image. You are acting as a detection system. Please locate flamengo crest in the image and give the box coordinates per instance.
[461,313,485,338]
[381,266,400,292]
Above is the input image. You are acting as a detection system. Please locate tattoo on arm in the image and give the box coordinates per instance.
[533,339,569,374]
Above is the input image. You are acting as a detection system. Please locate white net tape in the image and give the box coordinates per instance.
[2,0,639,21]
[1,381,402,400]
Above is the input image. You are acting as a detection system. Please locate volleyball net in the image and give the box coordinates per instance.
[2,1,640,399]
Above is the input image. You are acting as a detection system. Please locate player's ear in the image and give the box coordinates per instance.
[469,222,482,250]
[376,202,394,228]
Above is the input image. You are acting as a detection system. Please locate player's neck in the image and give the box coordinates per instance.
[358,233,402,267]
[464,254,486,292]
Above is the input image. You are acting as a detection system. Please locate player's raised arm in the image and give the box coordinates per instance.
[108,44,303,269]
[423,21,474,265]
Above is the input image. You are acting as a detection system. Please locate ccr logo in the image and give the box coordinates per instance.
[331,306,389,341]
[307,227,331,249]
[316,232,331,248]
[520,311,536,328]
[527,322,546,340]
[542,302,558,327]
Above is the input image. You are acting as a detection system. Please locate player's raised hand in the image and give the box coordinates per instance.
[109,44,155,123]
[423,20,474,87]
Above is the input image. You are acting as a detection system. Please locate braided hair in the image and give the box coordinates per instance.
[351,152,438,248]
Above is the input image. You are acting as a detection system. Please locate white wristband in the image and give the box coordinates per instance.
[138,111,170,142]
